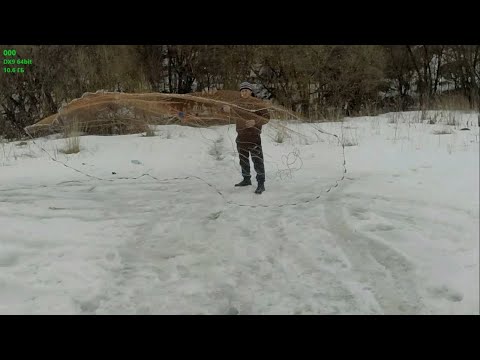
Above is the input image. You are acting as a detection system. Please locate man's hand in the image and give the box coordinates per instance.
[222,105,231,113]
[245,120,256,128]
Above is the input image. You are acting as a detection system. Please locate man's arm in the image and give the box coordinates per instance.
[254,108,270,126]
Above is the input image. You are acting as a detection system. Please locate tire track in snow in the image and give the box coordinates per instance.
[324,183,425,314]
[90,182,227,314]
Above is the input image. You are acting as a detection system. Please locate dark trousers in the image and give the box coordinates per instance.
[236,138,265,183]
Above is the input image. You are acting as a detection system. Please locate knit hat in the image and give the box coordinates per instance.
[239,82,254,92]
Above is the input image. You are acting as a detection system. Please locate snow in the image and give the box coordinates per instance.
[0,111,478,314]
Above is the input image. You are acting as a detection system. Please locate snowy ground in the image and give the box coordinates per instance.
[0,111,478,314]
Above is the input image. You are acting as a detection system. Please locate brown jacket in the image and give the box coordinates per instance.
[236,103,270,144]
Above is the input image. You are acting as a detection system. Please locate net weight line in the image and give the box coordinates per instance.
[20,118,347,209]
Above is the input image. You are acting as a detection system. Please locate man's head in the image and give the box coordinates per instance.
[239,82,255,98]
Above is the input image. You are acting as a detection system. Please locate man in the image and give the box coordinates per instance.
[223,82,270,194]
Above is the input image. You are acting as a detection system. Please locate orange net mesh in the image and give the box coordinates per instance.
[25,90,303,137]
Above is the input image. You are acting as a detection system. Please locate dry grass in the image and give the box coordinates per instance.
[444,112,459,126]
[209,136,224,160]
[274,128,287,143]
[0,139,6,165]
[426,111,459,127]
[340,123,359,146]
[341,135,359,146]
[61,120,82,154]
[323,107,345,122]
[432,127,453,135]
[447,143,453,155]
[434,94,472,112]
[387,113,400,124]
[143,125,156,137]
[426,112,439,124]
